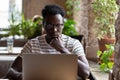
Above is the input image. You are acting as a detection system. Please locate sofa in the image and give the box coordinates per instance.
[0,39,27,78]
[0,56,16,78]
[0,60,13,78]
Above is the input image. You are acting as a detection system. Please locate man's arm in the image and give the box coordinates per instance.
[4,56,22,80]
[49,37,71,54]
[78,56,90,80]
[49,37,90,79]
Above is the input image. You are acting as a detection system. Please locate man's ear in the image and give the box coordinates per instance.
[42,19,46,27]
[42,27,46,34]
[42,20,45,26]
[42,20,46,34]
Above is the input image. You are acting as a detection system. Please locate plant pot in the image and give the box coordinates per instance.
[98,38,115,52]
[97,38,115,64]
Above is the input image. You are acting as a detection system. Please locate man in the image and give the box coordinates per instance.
[5,4,90,80]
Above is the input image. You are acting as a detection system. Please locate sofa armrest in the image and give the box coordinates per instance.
[0,60,13,78]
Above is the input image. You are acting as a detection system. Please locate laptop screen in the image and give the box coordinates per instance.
[23,54,78,80]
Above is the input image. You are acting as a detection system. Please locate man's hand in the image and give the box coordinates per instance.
[49,37,71,54]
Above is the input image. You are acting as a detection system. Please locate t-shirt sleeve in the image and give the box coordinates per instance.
[72,39,85,56]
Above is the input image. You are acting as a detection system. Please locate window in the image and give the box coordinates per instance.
[0,0,22,28]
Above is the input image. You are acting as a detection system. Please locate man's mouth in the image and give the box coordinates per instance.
[51,35,59,38]
[50,33,59,38]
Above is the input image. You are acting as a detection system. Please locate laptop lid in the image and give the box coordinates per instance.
[23,54,78,80]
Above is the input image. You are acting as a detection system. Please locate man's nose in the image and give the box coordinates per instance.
[53,27,57,32]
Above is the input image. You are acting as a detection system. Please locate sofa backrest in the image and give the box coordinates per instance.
[0,39,28,47]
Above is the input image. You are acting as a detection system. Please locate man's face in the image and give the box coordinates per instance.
[43,14,64,38]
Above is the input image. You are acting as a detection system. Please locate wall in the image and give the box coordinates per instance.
[22,0,66,19]
[75,0,98,61]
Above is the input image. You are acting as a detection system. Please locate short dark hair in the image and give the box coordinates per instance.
[41,4,65,18]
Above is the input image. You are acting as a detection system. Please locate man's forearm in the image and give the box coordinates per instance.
[77,59,90,79]
[59,48,71,54]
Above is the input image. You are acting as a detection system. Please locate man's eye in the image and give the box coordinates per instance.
[46,24,53,28]
[56,24,60,27]
[56,24,63,27]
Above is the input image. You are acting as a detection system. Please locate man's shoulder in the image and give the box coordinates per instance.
[62,34,78,41]
[28,35,45,43]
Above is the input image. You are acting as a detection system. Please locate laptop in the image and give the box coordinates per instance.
[23,54,78,80]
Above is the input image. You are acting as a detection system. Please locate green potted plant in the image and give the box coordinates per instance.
[19,15,42,39]
[65,0,81,18]
[63,19,78,36]
[92,0,119,51]
[97,44,114,72]
[92,0,119,39]
[7,13,43,39]
[63,19,84,45]
[64,0,85,42]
